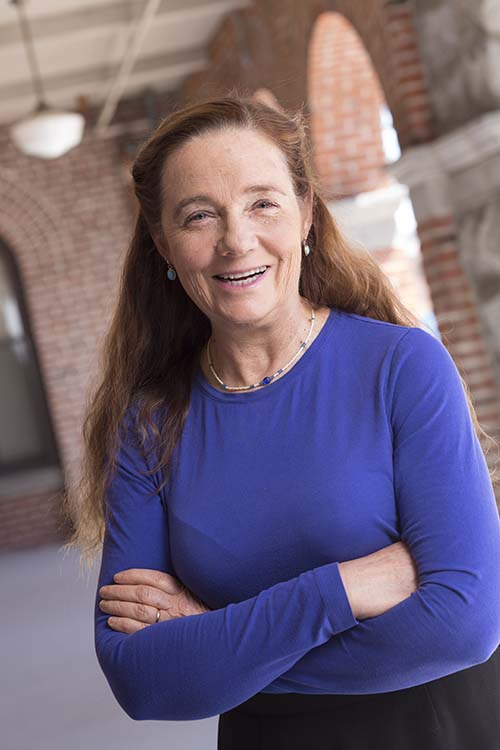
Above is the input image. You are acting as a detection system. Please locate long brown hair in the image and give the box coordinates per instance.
[62,92,499,572]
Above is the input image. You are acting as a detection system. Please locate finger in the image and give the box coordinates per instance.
[107,616,150,634]
[99,599,159,624]
[99,583,167,608]
[112,568,185,594]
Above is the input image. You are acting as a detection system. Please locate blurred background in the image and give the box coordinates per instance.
[1,0,500,748]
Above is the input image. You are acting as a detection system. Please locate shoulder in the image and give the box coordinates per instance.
[333,311,458,399]
[338,310,444,357]
[334,309,429,360]
[326,312,470,442]
[387,324,457,383]
[336,309,412,343]
[383,325,467,430]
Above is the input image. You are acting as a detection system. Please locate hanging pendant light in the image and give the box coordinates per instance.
[8,0,85,159]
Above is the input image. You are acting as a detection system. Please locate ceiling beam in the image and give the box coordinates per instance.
[0,0,247,46]
[95,0,162,131]
[0,45,207,104]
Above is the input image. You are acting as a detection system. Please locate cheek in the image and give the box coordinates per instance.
[271,232,302,285]
[271,231,302,266]
[168,237,211,274]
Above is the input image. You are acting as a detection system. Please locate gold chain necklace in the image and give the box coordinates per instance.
[207,306,316,391]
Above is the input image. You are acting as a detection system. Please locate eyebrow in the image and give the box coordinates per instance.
[172,184,286,221]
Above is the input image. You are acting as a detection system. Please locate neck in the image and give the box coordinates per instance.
[204,298,319,389]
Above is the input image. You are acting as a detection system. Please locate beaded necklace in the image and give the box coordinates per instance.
[207,306,316,391]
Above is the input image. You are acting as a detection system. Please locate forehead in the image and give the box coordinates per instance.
[161,127,292,196]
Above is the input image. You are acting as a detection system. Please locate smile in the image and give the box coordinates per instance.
[213,265,269,280]
[213,266,269,290]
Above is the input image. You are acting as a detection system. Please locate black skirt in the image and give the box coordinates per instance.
[217,644,500,749]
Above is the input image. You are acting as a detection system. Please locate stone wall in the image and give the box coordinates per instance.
[413,0,500,136]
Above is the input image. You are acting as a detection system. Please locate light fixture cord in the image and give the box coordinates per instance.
[10,0,47,108]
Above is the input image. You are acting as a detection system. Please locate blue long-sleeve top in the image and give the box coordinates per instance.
[94,306,500,721]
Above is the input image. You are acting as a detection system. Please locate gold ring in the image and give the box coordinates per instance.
[155,608,161,623]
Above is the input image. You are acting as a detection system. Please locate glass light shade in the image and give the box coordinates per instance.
[9,108,85,159]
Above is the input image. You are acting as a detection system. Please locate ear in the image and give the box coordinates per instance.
[151,228,169,263]
[301,185,314,239]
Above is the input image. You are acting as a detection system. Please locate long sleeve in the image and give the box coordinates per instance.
[94,408,360,721]
[261,327,500,694]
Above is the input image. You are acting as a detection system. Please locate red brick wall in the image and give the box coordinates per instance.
[0,490,69,551]
[180,0,434,148]
[308,11,388,198]
[0,125,135,550]
[418,217,500,443]
[380,1,434,144]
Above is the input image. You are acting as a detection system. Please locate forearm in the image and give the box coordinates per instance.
[95,560,359,721]
[337,540,419,621]
[262,564,500,694]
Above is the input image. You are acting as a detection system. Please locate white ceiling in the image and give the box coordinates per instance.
[0,0,250,127]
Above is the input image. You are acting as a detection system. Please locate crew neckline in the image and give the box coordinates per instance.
[193,306,340,403]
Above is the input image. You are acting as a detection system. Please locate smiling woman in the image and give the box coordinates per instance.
[153,125,321,390]
[62,93,500,749]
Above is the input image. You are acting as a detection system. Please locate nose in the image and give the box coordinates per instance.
[216,213,256,257]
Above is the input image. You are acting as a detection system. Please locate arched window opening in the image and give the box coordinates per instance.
[308,11,437,334]
[379,103,402,164]
[308,11,390,199]
[0,241,60,482]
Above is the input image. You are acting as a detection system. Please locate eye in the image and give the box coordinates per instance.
[254,199,277,210]
[184,211,211,225]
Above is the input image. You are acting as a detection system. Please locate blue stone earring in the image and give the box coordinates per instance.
[302,238,311,256]
[167,262,177,281]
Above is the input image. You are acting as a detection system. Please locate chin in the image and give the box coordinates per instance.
[213,301,275,324]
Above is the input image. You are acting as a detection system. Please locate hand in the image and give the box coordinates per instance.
[98,568,211,634]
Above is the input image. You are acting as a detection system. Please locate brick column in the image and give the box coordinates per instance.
[390,116,500,487]
[382,0,434,145]
[417,217,499,429]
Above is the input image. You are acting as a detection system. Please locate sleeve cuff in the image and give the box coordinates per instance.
[312,561,360,635]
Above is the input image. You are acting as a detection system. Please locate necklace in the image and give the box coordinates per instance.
[207,306,316,391]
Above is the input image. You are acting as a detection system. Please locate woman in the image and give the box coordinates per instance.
[64,95,500,749]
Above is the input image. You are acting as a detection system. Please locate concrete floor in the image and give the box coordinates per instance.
[1,542,218,750]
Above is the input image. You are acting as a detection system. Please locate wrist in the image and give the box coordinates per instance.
[338,560,360,620]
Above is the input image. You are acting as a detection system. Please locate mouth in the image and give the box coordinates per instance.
[212,265,270,289]
[213,265,269,281]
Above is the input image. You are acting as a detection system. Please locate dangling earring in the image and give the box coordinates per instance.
[302,238,311,256]
[166,261,177,281]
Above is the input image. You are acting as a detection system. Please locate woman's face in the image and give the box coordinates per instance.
[157,127,312,326]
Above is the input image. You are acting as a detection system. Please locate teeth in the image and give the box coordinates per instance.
[219,266,267,280]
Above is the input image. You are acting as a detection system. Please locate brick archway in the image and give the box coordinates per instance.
[0,167,72,271]
[0,170,72,548]
[0,168,74,435]
[308,11,389,199]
